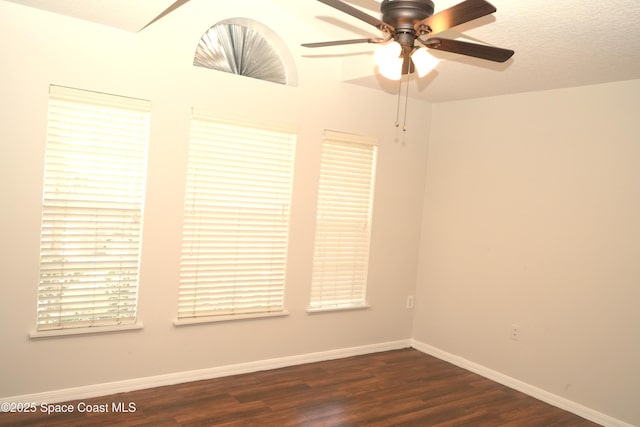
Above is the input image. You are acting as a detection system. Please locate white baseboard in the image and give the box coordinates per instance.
[410,339,634,427]
[2,339,412,405]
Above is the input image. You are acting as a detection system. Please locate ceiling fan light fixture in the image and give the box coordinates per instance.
[377,57,404,80]
[374,41,403,80]
[411,47,439,77]
[374,40,402,67]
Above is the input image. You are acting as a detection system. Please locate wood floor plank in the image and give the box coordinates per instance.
[0,348,601,426]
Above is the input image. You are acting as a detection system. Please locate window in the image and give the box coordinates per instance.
[177,114,296,323]
[309,130,378,311]
[194,18,296,86]
[35,85,150,334]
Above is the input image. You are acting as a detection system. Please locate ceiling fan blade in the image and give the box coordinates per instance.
[423,38,514,62]
[139,0,191,31]
[302,38,380,48]
[316,0,393,31]
[414,0,496,35]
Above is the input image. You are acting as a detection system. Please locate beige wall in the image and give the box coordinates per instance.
[0,1,429,396]
[414,79,640,426]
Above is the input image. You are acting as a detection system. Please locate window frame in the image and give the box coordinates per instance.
[308,130,378,313]
[174,113,297,325]
[30,85,150,338]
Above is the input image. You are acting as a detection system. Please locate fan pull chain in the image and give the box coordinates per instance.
[394,74,410,132]
[394,77,403,129]
[402,73,410,131]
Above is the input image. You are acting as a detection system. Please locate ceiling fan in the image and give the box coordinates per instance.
[302,0,514,79]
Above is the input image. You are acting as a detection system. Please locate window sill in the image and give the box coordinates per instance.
[306,304,371,314]
[173,310,289,326]
[29,323,143,339]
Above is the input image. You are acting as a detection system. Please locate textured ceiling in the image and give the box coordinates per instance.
[5,0,640,102]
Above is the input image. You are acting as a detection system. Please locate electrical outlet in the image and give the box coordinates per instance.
[511,324,520,341]
[406,296,415,309]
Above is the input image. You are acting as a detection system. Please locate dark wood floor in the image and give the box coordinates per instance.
[0,348,600,426]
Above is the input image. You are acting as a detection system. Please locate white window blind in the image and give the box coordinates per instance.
[37,85,150,332]
[178,115,296,320]
[309,130,378,311]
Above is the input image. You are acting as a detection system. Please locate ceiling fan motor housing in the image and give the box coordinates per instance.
[381,0,434,27]
[381,0,434,47]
